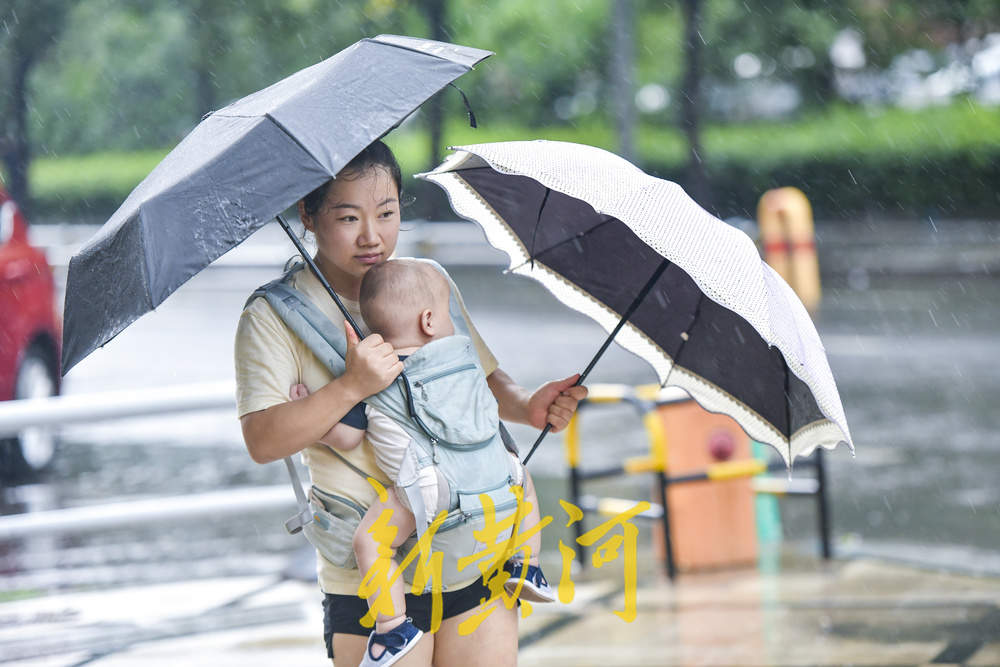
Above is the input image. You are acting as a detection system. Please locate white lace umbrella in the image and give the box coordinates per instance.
[419,140,852,465]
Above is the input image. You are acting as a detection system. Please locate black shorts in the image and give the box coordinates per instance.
[322,576,503,659]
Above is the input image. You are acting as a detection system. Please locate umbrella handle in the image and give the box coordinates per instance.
[521,424,552,466]
[522,371,591,465]
[275,214,365,340]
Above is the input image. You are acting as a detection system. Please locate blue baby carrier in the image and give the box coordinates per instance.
[247,259,521,587]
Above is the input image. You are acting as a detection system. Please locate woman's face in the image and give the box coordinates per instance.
[300,166,401,299]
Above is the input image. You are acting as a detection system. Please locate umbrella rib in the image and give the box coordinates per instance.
[666,292,705,377]
[263,113,326,173]
[528,187,551,269]
[510,218,616,274]
[363,37,480,67]
[783,352,793,459]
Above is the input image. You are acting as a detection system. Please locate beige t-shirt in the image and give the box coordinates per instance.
[234,262,498,594]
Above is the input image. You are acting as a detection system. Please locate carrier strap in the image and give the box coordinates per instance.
[282,457,312,535]
[323,446,377,482]
[285,457,308,506]
[397,448,432,592]
[498,421,519,455]
[402,482,429,544]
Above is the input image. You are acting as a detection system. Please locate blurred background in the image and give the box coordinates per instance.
[3,0,999,221]
[1,0,1000,646]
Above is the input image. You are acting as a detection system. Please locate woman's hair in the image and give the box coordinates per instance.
[301,140,402,216]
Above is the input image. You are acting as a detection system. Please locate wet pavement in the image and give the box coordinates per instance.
[3,217,999,663]
[4,551,1000,665]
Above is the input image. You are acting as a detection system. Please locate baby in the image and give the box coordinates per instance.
[292,259,552,666]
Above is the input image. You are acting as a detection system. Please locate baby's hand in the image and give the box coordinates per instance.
[289,383,310,401]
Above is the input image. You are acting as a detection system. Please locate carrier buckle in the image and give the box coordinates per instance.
[284,507,314,535]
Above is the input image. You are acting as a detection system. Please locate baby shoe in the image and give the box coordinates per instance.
[504,559,557,603]
[359,617,423,667]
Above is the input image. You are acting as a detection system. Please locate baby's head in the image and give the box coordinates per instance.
[359,259,454,348]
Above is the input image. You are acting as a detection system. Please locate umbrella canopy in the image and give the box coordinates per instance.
[62,35,491,374]
[419,140,852,465]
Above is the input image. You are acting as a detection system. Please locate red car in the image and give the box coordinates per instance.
[0,186,61,479]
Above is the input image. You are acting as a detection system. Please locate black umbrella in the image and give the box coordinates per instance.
[62,35,491,373]
[420,140,853,465]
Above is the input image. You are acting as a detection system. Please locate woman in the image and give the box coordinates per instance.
[235,140,587,666]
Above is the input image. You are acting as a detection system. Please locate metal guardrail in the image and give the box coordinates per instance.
[564,384,832,579]
[0,485,295,538]
[35,220,509,270]
[0,381,236,437]
[0,382,303,540]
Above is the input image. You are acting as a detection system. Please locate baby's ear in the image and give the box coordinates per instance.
[419,308,435,336]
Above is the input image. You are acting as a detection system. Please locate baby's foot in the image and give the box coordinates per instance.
[504,559,557,603]
[360,618,423,667]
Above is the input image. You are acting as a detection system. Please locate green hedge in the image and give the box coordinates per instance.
[647,149,1000,220]
[29,149,168,220]
[26,101,1000,221]
[405,147,1000,221]
[30,146,1000,222]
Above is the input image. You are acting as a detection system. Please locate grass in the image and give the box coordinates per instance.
[0,588,44,603]
[387,99,1000,172]
[701,101,1000,166]
[25,99,1000,216]
[30,148,168,205]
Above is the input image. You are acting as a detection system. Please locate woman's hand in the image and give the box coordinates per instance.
[241,323,399,464]
[525,374,588,432]
[340,320,403,399]
[488,369,588,433]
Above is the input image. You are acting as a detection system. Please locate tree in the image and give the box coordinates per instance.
[610,0,636,161]
[852,0,1000,65]
[420,0,449,171]
[448,0,609,127]
[679,0,709,208]
[187,0,231,119]
[694,0,847,110]
[0,1,70,208]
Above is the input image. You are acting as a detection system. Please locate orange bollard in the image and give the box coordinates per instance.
[757,187,821,314]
